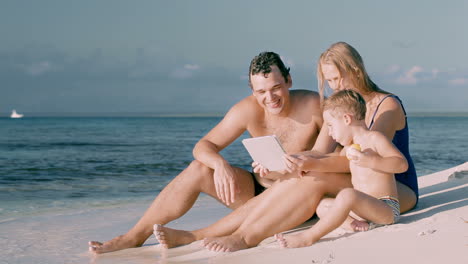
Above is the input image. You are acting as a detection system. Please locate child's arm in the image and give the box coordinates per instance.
[283,147,349,176]
[348,132,408,174]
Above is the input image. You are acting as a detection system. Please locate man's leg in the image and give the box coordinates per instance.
[204,172,352,252]
[89,160,255,254]
[154,192,266,248]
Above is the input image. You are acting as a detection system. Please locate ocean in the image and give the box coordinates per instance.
[1,116,467,221]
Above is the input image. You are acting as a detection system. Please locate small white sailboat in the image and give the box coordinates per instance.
[10,109,24,118]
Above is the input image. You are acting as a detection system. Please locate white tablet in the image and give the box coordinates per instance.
[242,135,287,171]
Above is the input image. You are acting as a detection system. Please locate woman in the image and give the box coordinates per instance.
[154,42,418,252]
[311,41,418,216]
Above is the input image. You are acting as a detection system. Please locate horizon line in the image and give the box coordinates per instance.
[2,111,468,118]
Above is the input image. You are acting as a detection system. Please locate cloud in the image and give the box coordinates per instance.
[388,65,466,88]
[1,46,466,114]
[184,64,200,70]
[392,41,416,49]
[396,66,424,85]
[19,61,54,76]
[431,69,440,79]
[1,47,253,114]
[171,64,201,79]
[449,78,468,86]
[385,64,401,75]
[391,66,441,85]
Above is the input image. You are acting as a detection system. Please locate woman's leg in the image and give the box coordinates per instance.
[397,181,417,213]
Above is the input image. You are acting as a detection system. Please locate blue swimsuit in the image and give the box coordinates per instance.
[368,94,419,203]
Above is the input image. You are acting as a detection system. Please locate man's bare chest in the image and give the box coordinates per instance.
[250,119,318,152]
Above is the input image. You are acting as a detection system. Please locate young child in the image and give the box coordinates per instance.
[276,89,408,248]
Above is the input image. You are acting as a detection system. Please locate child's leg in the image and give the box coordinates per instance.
[317,197,364,232]
[277,188,395,248]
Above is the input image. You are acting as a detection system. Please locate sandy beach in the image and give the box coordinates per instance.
[1,162,467,264]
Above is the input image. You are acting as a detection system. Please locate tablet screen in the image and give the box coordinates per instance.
[242,135,286,171]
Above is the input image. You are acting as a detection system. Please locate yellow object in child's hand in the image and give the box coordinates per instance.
[351,144,361,151]
[347,144,361,160]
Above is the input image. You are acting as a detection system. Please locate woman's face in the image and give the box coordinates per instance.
[321,63,355,92]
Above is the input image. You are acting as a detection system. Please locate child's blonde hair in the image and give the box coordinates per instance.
[322,90,366,121]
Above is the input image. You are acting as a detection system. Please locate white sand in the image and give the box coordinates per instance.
[1,162,467,264]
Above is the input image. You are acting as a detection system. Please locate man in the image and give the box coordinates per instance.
[89,51,329,253]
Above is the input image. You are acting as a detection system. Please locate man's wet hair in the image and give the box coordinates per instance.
[248,51,290,86]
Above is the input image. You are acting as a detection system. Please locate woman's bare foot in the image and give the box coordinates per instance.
[88,234,141,254]
[350,219,370,232]
[153,224,196,249]
[275,232,317,248]
[203,235,249,252]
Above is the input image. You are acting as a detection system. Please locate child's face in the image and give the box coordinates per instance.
[323,110,351,146]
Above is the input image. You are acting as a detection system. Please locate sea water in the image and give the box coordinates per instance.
[0,116,467,221]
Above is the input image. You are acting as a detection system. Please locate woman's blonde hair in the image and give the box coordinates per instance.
[317,42,387,102]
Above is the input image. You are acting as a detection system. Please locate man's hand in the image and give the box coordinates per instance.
[252,161,271,178]
[213,161,240,205]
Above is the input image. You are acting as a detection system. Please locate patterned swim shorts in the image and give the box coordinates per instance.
[378,195,400,224]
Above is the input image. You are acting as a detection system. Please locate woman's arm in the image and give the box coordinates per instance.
[289,124,350,173]
[368,97,405,139]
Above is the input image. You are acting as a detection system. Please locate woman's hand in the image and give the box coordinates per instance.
[284,154,310,177]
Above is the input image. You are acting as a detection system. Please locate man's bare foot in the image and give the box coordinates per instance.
[275,232,317,248]
[89,234,141,254]
[153,224,196,249]
[203,235,249,252]
[350,219,370,232]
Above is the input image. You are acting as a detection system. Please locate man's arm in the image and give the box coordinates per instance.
[192,100,250,205]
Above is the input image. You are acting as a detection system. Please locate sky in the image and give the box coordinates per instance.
[1,0,467,116]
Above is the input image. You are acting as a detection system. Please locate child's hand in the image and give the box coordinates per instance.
[284,154,309,177]
[252,161,270,178]
[346,146,361,161]
[347,147,377,168]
